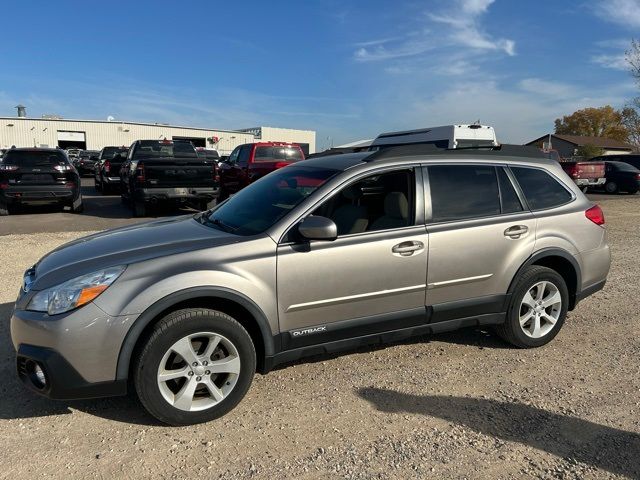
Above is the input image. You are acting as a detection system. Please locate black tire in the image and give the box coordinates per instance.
[605,181,618,194]
[0,202,8,216]
[133,200,147,217]
[133,308,256,426]
[627,188,638,195]
[496,266,568,348]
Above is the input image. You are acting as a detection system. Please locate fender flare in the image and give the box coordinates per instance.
[506,247,582,308]
[115,287,276,380]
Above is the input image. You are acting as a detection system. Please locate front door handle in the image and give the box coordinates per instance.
[504,225,529,239]
[392,241,424,256]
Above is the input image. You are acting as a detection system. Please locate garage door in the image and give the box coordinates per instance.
[57,131,86,142]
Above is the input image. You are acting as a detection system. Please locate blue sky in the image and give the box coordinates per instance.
[0,0,638,149]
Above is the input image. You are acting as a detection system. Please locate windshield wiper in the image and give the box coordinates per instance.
[195,213,238,233]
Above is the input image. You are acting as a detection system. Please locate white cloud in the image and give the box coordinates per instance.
[353,0,515,64]
[429,0,516,56]
[593,0,640,28]
[591,53,629,70]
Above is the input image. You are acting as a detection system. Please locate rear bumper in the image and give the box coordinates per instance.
[135,186,220,202]
[1,185,78,204]
[574,178,605,187]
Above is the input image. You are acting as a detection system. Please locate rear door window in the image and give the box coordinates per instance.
[497,167,523,214]
[511,167,573,210]
[427,165,501,222]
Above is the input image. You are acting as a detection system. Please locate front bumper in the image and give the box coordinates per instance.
[10,302,138,398]
[135,186,220,203]
[16,344,127,400]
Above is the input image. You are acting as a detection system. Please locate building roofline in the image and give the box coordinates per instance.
[0,116,254,135]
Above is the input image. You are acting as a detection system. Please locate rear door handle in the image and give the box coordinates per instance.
[504,225,529,239]
[392,241,424,256]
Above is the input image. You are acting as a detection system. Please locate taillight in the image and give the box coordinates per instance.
[136,163,145,182]
[0,165,18,171]
[65,181,75,188]
[636,173,640,180]
[566,164,578,178]
[274,161,290,169]
[0,181,8,189]
[585,205,605,226]
[104,160,111,173]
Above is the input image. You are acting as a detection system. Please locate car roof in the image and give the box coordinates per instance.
[297,144,555,171]
[7,147,64,153]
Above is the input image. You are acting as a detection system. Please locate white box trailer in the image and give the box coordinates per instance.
[370,124,498,150]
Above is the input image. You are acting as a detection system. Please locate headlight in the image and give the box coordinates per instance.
[27,266,126,315]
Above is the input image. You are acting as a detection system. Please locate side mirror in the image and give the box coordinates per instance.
[297,216,337,241]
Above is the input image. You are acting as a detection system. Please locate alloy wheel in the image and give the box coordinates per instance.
[519,281,562,339]
[157,332,241,412]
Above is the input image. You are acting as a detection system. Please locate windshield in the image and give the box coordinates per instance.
[2,150,68,167]
[199,166,339,235]
[101,147,128,159]
[254,146,304,162]
[133,140,197,159]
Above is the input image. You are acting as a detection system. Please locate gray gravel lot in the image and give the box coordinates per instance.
[0,195,638,479]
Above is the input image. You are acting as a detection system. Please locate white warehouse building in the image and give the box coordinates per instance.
[0,117,316,156]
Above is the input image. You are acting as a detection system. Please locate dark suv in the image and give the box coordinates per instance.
[94,146,130,194]
[0,148,83,215]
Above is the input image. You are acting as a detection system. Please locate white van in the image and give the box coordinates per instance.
[370,124,498,150]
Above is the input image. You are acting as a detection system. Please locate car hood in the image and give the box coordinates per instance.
[32,215,240,290]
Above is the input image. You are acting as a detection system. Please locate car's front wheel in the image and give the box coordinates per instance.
[133,308,256,426]
[496,266,568,348]
[605,181,618,194]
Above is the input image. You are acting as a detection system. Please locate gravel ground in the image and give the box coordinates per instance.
[0,197,639,479]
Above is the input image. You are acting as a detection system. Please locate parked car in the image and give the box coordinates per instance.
[10,142,610,425]
[219,142,304,199]
[596,161,640,194]
[538,149,606,192]
[94,146,129,194]
[75,150,100,176]
[120,139,220,216]
[0,147,83,215]
[590,154,640,170]
[65,148,81,161]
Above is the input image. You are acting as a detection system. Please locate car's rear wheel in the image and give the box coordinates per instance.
[496,266,568,348]
[133,308,256,426]
[605,181,618,194]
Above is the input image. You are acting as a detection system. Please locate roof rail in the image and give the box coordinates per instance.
[364,143,545,162]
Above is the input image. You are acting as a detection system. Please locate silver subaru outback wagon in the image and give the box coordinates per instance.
[10,144,610,425]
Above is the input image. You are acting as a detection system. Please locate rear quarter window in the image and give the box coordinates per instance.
[511,167,573,210]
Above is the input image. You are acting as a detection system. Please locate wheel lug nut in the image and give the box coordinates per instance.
[203,361,208,366]
[205,370,210,375]
[188,371,193,376]
[192,362,198,367]
[196,376,202,381]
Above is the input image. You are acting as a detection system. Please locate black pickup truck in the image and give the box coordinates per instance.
[120,139,220,216]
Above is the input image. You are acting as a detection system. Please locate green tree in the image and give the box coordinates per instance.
[554,106,629,142]
[575,144,604,160]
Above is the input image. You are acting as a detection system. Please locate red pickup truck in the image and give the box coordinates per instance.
[542,149,605,192]
[219,142,304,199]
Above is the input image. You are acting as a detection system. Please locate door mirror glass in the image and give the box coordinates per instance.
[298,216,337,241]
